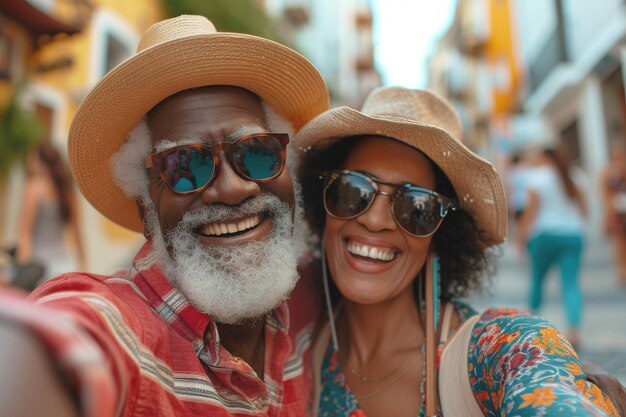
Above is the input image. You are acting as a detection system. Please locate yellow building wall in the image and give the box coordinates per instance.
[486,0,520,115]
[31,33,88,90]
[32,0,163,93]
[0,20,34,110]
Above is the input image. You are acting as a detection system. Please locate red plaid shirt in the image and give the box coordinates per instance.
[1,242,320,417]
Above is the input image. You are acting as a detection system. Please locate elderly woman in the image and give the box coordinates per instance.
[295,87,619,417]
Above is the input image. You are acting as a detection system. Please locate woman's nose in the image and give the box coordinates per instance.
[356,191,397,233]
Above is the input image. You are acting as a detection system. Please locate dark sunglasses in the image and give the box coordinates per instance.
[322,170,457,237]
[146,133,289,194]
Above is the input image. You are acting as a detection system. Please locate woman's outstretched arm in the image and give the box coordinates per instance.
[468,309,619,417]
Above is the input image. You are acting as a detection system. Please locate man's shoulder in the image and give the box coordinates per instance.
[31,271,143,303]
[29,271,163,338]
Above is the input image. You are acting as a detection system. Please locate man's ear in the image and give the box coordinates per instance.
[136,199,151,240]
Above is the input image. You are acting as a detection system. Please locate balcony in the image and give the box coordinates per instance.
[528,28,568,93]
[283,5,309,27]
[455,0,490,56]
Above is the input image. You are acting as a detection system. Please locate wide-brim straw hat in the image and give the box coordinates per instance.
[294,86,507,247]
[68,15,330,232]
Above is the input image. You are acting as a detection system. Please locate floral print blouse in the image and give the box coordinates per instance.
[318,305,618,417]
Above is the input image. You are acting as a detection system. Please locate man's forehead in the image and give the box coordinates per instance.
[153,125,268,152]
[147,86,269,149]
[150,85,262,112]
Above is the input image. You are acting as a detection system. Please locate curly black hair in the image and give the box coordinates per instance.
[299,136,497,301]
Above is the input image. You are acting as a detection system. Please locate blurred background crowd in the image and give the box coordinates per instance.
[0,0,625,380]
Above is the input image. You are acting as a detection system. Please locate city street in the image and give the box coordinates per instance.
[467,231,626,382]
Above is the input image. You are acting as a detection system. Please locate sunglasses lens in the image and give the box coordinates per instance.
[324,173,374,218]
[393,190,443,236]
[232,135,284,180]
[162,147,214,193]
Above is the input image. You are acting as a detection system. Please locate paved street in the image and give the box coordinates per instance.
[466,232,626,383]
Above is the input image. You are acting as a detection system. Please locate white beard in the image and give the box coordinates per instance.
[143,193,300,324]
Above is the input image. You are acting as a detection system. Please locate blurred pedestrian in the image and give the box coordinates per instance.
[600,138,626,286]
[517,145,587,348]
[15,143,85,287]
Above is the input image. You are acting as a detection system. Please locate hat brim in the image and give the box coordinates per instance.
[69,32,329,232]
[294,107,507,246]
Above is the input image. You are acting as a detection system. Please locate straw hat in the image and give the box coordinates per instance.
[295,86,507,246]
[68,15,330,232]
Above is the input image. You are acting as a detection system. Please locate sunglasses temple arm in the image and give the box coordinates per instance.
[440,200,457,217]
[321,234,340,353]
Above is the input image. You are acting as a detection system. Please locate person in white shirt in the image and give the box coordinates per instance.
[517,145,588,348]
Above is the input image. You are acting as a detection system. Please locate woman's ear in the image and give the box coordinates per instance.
[136,199,151,240]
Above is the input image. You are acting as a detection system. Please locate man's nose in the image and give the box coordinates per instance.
[200,155,260,205]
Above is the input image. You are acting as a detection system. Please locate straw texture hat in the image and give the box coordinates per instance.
[68,15,330,232]
[295,86,507,246]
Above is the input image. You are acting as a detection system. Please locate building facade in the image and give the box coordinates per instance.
[428,0,521,160]
[512,0,626,234]
[1,0,163,274]
[264,0,381,107]
[429,0,626,234]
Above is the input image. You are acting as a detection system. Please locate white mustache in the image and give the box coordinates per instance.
[169,193,289,235]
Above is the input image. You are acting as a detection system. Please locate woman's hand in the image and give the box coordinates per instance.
[584,362,626,416]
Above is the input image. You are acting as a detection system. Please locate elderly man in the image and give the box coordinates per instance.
[0,15,328,417]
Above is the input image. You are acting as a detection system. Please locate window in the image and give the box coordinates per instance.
[105,34,128,74]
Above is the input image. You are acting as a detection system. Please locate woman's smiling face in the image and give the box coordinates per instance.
[324,136,436,305]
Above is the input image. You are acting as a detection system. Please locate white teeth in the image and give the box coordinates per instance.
[199,214,262,236]
[347,241,396,262]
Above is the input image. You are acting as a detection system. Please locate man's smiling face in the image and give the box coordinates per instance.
[142,86,299,324]
[146,85,295,246]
